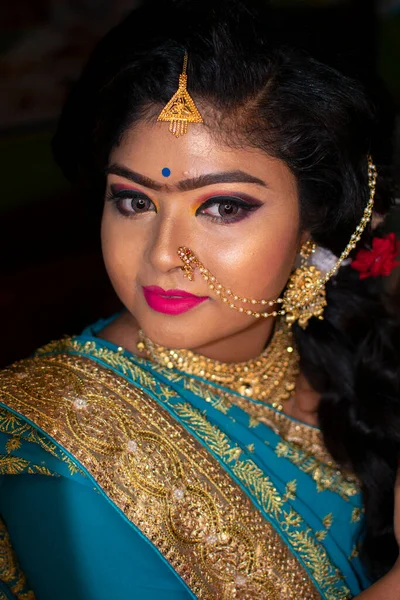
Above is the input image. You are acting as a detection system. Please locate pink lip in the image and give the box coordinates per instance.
[142,286,208,315]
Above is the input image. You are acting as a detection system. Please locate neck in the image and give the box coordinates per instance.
[98,312,319,424]
[137,317,298,411]
[100,311,276,363]
[190,318,276,362]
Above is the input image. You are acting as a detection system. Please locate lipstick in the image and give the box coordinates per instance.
[142,286,208,315]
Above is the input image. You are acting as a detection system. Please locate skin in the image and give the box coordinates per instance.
[100,119,303,361]
[355,469,400,599]
[100,118,319,421]
[99,118,400,592]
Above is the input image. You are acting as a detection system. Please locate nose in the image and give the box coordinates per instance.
[147,213,190,276]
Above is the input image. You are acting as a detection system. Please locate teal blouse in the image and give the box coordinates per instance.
[0,317,372,599]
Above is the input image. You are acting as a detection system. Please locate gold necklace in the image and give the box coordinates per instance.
[137,319,299,411]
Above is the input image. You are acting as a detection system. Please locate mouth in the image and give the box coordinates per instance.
[142,286,209,315]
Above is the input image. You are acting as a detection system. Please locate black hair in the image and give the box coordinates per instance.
[52,0,400,580]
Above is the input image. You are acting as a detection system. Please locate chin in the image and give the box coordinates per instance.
[137,315,252,355]
[140,320,203,349]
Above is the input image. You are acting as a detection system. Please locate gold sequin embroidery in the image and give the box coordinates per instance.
[275,441,358,499]
[0,407,83,478]
[0,515,35,599]
[0,354,329,600]
[36,337,359,498]
[174,403,350,599]
[351,507,363,523]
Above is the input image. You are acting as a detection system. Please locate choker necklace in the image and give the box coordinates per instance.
[137,320,299,411]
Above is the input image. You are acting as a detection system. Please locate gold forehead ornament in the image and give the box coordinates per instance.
[177,158,377,328]
[157,52,203,137]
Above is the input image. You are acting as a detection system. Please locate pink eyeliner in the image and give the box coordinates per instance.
[111,183,141,193]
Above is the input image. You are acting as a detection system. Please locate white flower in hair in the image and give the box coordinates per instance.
[309,246,351,276]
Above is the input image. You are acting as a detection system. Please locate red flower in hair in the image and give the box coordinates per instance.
[351,233,400,279]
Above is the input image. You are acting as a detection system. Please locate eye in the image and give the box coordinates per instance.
[108,188,156,217]
[197,195,262,224]
[207,202,240,218]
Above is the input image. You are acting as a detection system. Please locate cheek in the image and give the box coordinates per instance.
[203,215,300,299]
[100,212,142,297]
[252,231,298,293]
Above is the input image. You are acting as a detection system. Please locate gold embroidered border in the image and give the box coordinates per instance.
[33,337,357,594]
[0,516,35,600]
[170,402,351,599]
[227,394,330,462]
[35,337,356,477]
[157,379,360,497]
[0,354,324,600]
[176,377,356,489]
[0,407,84,478]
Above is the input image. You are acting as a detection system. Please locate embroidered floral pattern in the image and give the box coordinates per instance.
[0,407,83,477]
[0,515,35,599]
[275,441,358,498]
[0,352,352,600]
[35,336,360,498]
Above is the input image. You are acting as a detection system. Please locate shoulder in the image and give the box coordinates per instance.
[0,341,83,402]
[0,350,91,480]
[0,334,158,480]
[0,328,156,424]
[0,403,86,480]
[0,341,93,432]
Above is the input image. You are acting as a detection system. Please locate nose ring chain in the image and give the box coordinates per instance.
[177,246,285,319]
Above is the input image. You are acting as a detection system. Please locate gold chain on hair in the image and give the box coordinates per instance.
[157,51,203,137]
[178,158,377,326]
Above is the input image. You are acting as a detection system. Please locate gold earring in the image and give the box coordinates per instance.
[177,154,377,328]
[282,241,327,329]
[281,158,376,328]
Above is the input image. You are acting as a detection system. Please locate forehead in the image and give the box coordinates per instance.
[110,120,295,190]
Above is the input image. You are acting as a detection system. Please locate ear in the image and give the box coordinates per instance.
[298,230,311,253]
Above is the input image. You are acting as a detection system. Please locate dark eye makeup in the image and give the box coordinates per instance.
[105,187,156,217]
[105,185,263,224]
[196,195,263,224]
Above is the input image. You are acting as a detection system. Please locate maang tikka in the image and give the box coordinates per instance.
[178,158,377,329]
[157,51,203,137]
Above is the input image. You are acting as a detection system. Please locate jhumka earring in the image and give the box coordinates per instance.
[283,240,326,329]
[178,158,377,329]
[157,51,203,137]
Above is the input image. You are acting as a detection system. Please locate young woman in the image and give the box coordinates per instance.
[1,1,400,598]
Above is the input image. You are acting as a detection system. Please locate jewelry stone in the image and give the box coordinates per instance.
[15,372,28,379]
[73,397,88,410]
[235,574,248,587]
[206,534,218,544]
[137,319,299,411]
[127,440,138,453]
[173,488,185,501]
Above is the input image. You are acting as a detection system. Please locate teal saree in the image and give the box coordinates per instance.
[0,317,371,599]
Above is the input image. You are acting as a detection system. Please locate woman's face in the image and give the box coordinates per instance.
[101,119,302,358]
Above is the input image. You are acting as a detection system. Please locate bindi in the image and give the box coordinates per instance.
[161,167,171,178]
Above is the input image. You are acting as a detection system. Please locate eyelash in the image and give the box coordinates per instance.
[105,189,262,224]
[105,190,156,218]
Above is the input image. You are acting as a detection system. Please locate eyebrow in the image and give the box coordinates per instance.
[106,164,268,192]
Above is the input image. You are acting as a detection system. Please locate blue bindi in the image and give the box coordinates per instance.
[162,167,171,178]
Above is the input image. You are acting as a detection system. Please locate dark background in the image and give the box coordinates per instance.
[1,0,400,367]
